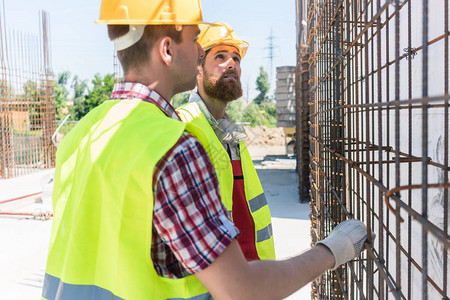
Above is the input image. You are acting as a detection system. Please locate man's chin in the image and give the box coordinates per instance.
[227,97,241,103]
[221,93,243,103]
[206,93,241,103]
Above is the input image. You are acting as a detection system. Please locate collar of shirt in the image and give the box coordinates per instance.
[189,92,247,147]
[111,82,180,121]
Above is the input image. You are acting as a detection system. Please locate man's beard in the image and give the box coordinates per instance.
[203,69,243,102]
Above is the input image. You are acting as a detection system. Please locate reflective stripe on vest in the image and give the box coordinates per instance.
[177,102,275,260]
[248,193,268,213]
[44,100,209,300]
[43,274,212,300]
[43,273,124,300]
[257,223,273,242]
[248,193,272,242]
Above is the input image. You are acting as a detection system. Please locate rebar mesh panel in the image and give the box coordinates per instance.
[0,11,55,179]
[296,0,449,299]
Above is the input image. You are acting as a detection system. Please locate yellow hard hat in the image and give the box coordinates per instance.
[198,22,249,58]
[96,0,206,25]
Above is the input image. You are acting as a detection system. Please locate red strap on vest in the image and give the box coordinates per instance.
[231,160,260,261]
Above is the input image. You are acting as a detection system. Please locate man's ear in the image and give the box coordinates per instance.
[197,65,204,79]
[159,37,173,66]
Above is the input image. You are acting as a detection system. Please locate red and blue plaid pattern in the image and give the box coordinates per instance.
[111,82,179,120]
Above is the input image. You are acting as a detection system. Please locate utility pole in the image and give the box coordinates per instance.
[265,28,276,97]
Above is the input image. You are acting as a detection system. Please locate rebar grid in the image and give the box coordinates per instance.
[0,11,55,179]
[296,0,449,299]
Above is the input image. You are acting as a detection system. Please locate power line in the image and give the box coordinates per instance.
[264,28,276,92]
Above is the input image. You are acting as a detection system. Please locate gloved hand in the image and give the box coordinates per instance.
[316,219,371,270]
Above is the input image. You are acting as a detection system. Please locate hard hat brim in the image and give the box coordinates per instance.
[203,40,249,58]
[95,20,213,26]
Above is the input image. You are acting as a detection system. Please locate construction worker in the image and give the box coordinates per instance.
[177,22,275,262]
[42,1,371,299]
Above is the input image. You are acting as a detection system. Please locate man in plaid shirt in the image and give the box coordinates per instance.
[43,0,371,298]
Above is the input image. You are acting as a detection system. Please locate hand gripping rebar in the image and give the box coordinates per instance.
[316,219,374,270]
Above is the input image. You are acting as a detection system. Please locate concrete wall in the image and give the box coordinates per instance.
[275,66,296,128]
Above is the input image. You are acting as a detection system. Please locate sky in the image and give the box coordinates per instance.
[1,0,298,100]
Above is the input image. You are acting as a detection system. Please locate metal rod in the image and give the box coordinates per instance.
[0,192,42,204]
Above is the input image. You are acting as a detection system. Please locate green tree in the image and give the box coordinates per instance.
[259,102,277,127]
[22,80,41,130]
[0,80,13,100]
[242,103,265,126]
[70,74,114,120]
[23,80,39,99]
[225,99,245,123]
[254,67,270,105]
[83,74,115,114]
[240,101,277,127]
[69,75,89,120]
[55,72,70,120]
[171,92,190,109]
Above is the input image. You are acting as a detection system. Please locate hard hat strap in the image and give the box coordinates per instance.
[114,25,145,51]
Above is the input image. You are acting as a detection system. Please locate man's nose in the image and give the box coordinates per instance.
[226,58,236,69]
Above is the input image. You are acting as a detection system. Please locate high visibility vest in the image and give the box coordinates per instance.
[43,99,210,300]
[177,102,275,260]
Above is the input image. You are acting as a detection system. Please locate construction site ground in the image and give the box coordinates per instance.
[0,138,312,299]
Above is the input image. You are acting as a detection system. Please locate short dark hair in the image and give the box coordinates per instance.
[108,25,183,74]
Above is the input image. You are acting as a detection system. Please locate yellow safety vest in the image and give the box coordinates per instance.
[43,100,209,300]
[177,102,275,260]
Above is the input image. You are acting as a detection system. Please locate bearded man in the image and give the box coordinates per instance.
[177,22,275,261]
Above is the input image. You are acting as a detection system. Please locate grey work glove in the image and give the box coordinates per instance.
[316,219,370,270]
